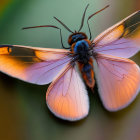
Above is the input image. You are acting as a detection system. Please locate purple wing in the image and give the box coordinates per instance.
[93,11,140,58]
[94,53,140,111]
[46,64,89,121]
[0,45,72,85]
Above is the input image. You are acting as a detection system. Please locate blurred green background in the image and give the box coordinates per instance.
[0,0,140,140]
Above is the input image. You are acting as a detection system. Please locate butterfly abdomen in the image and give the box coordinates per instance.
[78,59,95,88]
[69,32,95,88]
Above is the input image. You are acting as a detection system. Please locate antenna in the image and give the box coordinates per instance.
[22,25,59,30]
[22,25,70,49]
[54,16,74,33]
[78,4,89,32]
[87,5,109,40]
[88,5,109,21]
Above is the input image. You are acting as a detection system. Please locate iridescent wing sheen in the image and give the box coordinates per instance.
[93,11,140,58]
[0,45,72,85]
[46,64,89,121]
[94,53,140,111]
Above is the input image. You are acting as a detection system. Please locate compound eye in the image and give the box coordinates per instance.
[68,33,87,45]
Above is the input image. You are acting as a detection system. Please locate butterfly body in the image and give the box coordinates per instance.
[77,58,95,88]
[69,32,95,88]
[0,7,139,121]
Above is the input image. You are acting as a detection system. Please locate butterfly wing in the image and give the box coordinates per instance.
[46,64,89,121]
[93,11,140,58]
[94,53,140,111]
[0,45,71,85]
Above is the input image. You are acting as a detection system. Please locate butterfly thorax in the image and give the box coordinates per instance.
[69,32,91,62]
[69,32,95,88]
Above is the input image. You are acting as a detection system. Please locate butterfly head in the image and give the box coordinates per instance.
[68,32,87,45]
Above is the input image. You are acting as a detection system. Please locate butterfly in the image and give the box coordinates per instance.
[0,4,140,121]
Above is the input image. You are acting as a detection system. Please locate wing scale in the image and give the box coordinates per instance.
[94,53,140,111]
[46,64,89,121]
[0,45,71,85]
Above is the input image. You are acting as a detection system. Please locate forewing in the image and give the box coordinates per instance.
[46,64,89,121]
[94,53,140,111]
[93,11,140,58]
[0,45,71,85]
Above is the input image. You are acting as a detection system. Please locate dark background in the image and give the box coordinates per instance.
[0,0,140,140]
